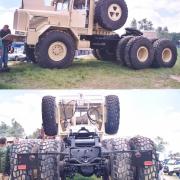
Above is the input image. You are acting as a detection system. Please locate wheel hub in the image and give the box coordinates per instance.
[108,4,122,21]
[137,46,149,62]
[162,48,172,62]
[48,42,67,61]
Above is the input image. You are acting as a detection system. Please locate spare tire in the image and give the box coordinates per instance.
[42,96,58,136]
[95,0,128,31]
[105,95,120,135]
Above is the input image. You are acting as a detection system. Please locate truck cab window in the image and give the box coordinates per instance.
[73,0,86,10]
[54,0,70,11]
[44,0,52,6]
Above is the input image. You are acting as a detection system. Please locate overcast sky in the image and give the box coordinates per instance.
[0,0,180,32]
[0,90,180,155]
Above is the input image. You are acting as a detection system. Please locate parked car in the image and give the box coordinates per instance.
[8,51,26,61]
[164,159,180,176]
[8,42,26,61]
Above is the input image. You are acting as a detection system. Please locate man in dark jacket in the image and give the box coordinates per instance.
[0,25,11,72]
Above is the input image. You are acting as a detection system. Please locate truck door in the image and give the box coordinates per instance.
[70,0,89,28]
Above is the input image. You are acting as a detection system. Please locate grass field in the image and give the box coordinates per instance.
[0,51,179,89]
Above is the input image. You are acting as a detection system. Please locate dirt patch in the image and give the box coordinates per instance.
[170,75,180,83]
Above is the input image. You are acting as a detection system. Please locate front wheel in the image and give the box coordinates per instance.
[35,30,75,69]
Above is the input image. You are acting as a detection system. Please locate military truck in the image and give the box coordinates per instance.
[13,0,177,69]
[10,95,160,179]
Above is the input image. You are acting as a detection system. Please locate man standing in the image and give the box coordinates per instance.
[0,25,11,72]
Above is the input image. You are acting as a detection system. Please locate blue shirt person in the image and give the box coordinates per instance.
[0,25,11,72]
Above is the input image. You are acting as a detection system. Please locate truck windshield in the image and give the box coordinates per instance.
[56,0,70,11]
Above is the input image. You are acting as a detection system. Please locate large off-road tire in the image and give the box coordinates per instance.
[25,44,37,63]
[102,138,134,180]
[116,36,133,65]
[95,0,128,31]
[10,140,41,179]
[39,140,61,180]
[152,39,177,68]
[42,96,58,136]
[124,36,154,69]
[130,136,159,180]
[35,30,75,69]
[105,95,120,135]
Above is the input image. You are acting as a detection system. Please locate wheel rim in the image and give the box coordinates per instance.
[137,46,149,62]
[48,42,67,62]
[162,48,172,62]
[108,4,122,21]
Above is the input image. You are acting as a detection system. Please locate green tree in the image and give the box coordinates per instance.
[0,119,25,138]
[8,119,25,138]
[138,18,154,31]
[130,18,137,29]
[154,136,168,152]
[156,26,170,39]
[170,32,180,45]
[0,122,10,137]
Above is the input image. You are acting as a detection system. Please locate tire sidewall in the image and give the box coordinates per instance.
[130,37,154,69]
[38,31,75,68]
[96,0,128,30]
[42,96,58,136]
[154,40,177,68]
[105,95,120,135]
[116,36,132,65]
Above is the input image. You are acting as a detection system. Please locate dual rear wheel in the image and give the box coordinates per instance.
[102,136,159,180]
[93,37,177,70]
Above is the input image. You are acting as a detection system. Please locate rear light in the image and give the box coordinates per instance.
[144,161,153,166]
[18,165,27,170]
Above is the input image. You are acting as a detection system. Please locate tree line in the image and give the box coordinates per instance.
[0,119,25,138]
[130,18,180,46]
